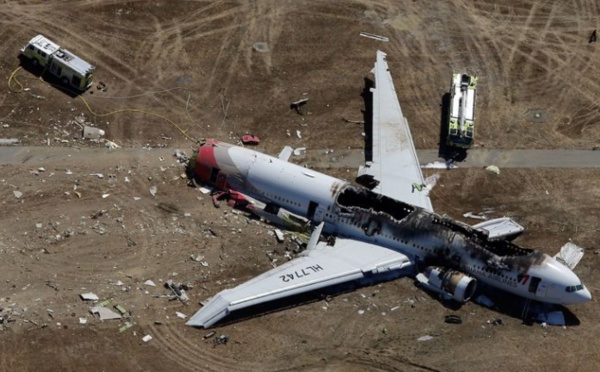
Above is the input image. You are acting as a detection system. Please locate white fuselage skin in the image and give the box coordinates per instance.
[196,141,591,306]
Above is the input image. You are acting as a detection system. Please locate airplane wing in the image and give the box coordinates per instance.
[358,50,433,212]
[186,238,413,328]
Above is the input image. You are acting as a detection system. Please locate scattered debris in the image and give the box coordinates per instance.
[144,279,157,287]
[198,186,211,194]
[463,212,488,220]
[417,335,434,342]
[489,318,504,326]
[82,126,105,140]
[296,130,302,139]
[149,186,157,197]
[176,311,187,319]
[91,306,121,320]
[80,293,99,301]
[119,322,134,333]
[213,335,229,346]
[484,165,500,175]
[293,147,306,156]
[359,31,389,42]
[89,173,104,179]
[444,315,462,324]
[203,331,216,339]
[274,229,285,243]
[290,98,309,115]
[105,140,120,149]
[114,305,127,315]
[165,280,189,302]
[79,317,88,324]
[142,335,153,342]
[241,134,260,145]
[252,42,269,53]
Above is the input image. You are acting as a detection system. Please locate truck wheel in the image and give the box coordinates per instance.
[32,59,38,66]
[61,77,69,86]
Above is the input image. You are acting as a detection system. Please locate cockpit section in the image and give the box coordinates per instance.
[566,284,584,293]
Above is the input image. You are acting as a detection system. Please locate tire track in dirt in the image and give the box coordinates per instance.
[147,322,264,371]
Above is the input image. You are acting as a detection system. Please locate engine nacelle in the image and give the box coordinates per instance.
[417,267,477,302]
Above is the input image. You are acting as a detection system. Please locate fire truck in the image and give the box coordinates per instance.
[20,34,94,91]
[447,73,477,149]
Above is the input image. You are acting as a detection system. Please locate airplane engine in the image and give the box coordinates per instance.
[417,267,477,302]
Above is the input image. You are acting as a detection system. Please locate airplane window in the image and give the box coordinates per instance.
[576,284,584,291]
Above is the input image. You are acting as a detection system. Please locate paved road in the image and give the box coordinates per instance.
[0,146,599,168]
[303,149,600,169]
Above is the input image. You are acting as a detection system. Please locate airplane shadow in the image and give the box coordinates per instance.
[438,92,468,163]
[16,55,84,98]
[361,77,374,163]
[470,283,581,326]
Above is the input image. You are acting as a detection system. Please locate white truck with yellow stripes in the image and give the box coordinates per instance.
[447,73,477,149]
[20,34,94,91]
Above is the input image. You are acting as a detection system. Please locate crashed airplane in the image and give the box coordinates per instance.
[186,51,591,328]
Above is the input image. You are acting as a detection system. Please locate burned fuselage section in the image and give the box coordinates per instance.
[332,185,548,291]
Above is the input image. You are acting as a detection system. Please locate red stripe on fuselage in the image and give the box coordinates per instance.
[195,141,219,183]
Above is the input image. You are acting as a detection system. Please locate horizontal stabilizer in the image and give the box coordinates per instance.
[186,239,413,328]
[553,242,584,270]
[472,217,524,241]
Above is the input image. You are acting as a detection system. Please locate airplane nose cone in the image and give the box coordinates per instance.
[577,287,592,303]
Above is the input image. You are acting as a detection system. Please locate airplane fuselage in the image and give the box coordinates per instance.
[194,140,591,306]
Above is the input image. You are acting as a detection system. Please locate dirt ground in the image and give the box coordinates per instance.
[0,1,599,371]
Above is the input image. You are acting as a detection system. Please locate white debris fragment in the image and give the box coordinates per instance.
[102,194,110,199]
[79,317,88,324]
[485,165,500,175]
[274,229,285,243]
[149,186,157,197]
[113,280,124,286]
[133,197,141,201]
[142,335,153,342]
[198,186,211,194]
[105,140,120,149]
[89,173,104,179]
[358,310,365,315]
[296,130,302,139]
[422,161,457,169]
[13,190,23,199]
[359,32,390,42]
[417,335,434,342]
[36,223,43,229]
[80,293,99,301]
[66,169,73,175]
[293,147,306,156]
[91,306,121,320]
[463,212,488,220]
[144,280,157,287]
[176,311,187,319]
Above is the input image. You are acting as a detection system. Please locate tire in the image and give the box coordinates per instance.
[61,77,69,86]
[31,58,38,66]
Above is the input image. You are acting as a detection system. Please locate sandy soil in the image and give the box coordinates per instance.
[0,1,599,371]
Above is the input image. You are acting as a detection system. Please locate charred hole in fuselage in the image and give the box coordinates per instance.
[336,186,414,221]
